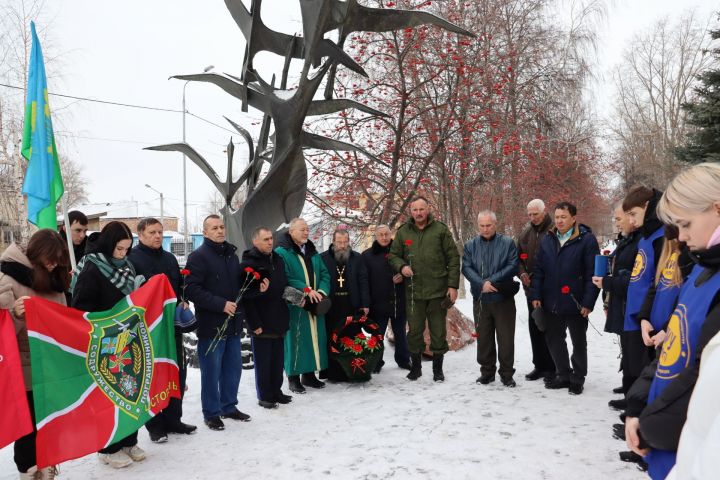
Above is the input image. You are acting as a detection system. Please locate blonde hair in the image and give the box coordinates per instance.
[654,239,683,288]
[657,162,720,223]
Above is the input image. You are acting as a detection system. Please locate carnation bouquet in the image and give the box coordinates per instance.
[329,314,384,382]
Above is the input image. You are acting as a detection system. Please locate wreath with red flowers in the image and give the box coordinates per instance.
[329,314,384,382]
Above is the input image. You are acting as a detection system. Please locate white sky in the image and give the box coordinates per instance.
[7,0,719,232]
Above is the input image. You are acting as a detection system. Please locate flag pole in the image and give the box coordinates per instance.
[62,194,76,271]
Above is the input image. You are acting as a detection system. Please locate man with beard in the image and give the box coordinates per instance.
[362,225,411,372]
[275,218,332,393]
[320,228,370,381]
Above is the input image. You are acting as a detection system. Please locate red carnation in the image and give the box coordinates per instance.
[180,268,191,276]
[341,337,354,346]
[367,337,377,349]
[519,253,529,261]
[356,332,367,340]
[244,267,254,273]
[603,250,611,255]
[303,287,312,293]
[352,344,363,353]
[405,239,413,246]
[561,286,571,294]
[253,271,261,280]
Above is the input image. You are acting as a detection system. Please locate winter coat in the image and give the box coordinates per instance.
[462,233,519,303]
[72,262,128,312]
[128,242,182,298]
[529,223,601,314]
[517,214,553,282]
[320,245,370,310]
[602,231,641,334]
[668,329,720,479]
[0,244,66,391]
[184,238,243,339]
[362,240,406,318]
[388,214,461,300]
[239,247,289,337]
[626,243,720,452]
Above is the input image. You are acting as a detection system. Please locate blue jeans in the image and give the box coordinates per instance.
[372,313,411,366]
[197,335,242,419]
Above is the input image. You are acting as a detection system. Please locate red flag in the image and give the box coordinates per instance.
[0,309,33,449]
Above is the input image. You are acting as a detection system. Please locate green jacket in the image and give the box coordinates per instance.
[388,215,461,300]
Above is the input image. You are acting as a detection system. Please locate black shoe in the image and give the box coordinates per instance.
[275,392,293,404]
[318,370,328,380]
[258,400,279,409]
[221,409,251,421]
[545,377,571,389]
[501,377,517,387]
[301,373,326,389]
[149,430,168,443]
[204,417,225,431]
[543,374,556,384]
[619,451,648,471]
[407,353,422,381]
[568,383,584,395]
[432,354,444,382]
[167,422,197,435]
[525,369,543,381]
[612,385,624,394]
[288,376,306,394]
[612,423,625,441]
[476,374,495,385]
[608,398,627,411]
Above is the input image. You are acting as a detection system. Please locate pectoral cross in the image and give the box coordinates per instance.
[337,265,346,288]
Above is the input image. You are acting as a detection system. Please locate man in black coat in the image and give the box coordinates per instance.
[129,218,197,442]
[530,202,600,395]
[362,225,411,372]
[320,229,370,381]
[240,226,293,409]
[185,215,266,431]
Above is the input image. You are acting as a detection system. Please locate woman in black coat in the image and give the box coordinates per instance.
[71,221,146,469]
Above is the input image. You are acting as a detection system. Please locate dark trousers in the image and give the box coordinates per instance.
[252,336,285,401]
[14,391,36,473]
[545,313,588,385]
[372,313,410,366]
[621,330,655,394]
[146,333,187,435]
[474,298,516,378]
[407,297,448,355]
[525,297,555,372]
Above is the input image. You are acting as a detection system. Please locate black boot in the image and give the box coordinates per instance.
[432,354,444,382]
[407,353,422,381]
[288,375,306,394]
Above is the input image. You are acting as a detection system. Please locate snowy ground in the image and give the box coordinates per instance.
[1,294,644,480]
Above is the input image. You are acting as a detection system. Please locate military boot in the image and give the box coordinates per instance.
[432,354,445,382]
[406,353,422,381]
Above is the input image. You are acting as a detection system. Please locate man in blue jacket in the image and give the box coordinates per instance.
[185,215,267,430]
[463,210,519,387]
[530,202,600,395]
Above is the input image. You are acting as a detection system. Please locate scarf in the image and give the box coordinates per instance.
[70,253,143,296]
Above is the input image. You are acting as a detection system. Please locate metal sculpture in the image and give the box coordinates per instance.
[146,0,472,252]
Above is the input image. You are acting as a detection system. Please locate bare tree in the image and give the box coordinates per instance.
[610,10,718,189]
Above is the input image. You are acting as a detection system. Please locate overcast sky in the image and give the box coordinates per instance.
[7,0,718,232]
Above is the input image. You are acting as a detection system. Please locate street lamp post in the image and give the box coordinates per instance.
[182,64,214,257]
[145,184,164,228]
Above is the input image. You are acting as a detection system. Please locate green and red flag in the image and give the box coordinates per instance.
[0,309,33,449]
[24,275,181,468]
